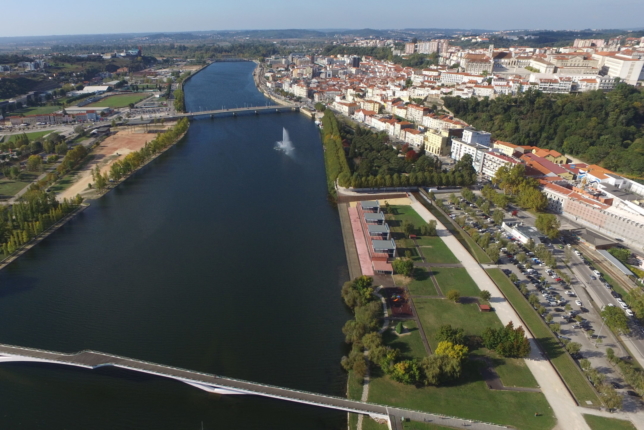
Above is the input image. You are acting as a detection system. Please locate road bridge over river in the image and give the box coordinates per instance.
[170,104,300,120]
[0,343,508,430]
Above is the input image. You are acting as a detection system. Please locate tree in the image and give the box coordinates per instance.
[427,220,437,236]
[55,142,68,155]
[517,252,527,263]
[26,155,42,172]
[395,321,403,334]
[601,306,630,334]
[435,325,466,345]
[314,102,326,112]
[403,220,415,237]
[479,290,491,301]
[446,290,461,303]
[435,341,469,361]
[493,209,504,226]
[341,276,374,309]
[565,342,582,356]
[550,323,561,333]
[482,322,531,358]
[419,354,462,386]
[486,244,501,263]
[509,273,518,283]
[392,259,414,277]
[535,214,561,240]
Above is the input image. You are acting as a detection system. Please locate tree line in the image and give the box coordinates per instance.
[321,111,477,192]
[444,85,644,176]
[97,118,190,189]
[0,191,83,257]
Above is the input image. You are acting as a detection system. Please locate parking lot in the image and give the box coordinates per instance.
[441,192,643,411]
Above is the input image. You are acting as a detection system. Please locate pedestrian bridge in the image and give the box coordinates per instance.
[0,343,508,430]
[175,105,299,120]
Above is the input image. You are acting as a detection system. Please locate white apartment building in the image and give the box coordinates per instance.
[405,104,426,124]
[462,128,491,146]
[594,53,644,85]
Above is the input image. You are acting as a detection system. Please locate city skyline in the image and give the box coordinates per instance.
[1,0,643,37]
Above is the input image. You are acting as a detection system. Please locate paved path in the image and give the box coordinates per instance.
[338,203,363,280]
[348,206,374,276]
[0,343,509,430]
[410,193,592,430]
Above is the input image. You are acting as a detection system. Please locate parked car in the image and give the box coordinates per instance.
[575,300,582,306]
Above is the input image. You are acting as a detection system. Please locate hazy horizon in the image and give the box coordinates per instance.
[1,0,643,38]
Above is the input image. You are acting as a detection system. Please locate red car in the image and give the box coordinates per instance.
[555,278,562,282]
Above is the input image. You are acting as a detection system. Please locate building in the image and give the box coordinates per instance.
[405,104,427,124]
[480,152,520,179]
[502,222,542,245]
[462,128,491,147]
[424,128,462,156]
[461,54,493,74]
[594,52,644,85]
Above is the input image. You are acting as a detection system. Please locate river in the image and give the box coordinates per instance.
[0,62,350,429]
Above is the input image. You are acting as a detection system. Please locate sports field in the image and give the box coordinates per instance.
[86,94,149,108]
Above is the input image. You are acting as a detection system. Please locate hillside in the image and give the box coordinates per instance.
[443,85,644,175]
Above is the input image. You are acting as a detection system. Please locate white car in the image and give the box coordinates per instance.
[626,309,634,317]
[565,291,576,296]
[574,250,581,256]
[620,302,629,310]
[575,300,582,306]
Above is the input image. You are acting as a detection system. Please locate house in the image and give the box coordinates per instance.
[372,239,397,258]
[364,212,385,225]
[360,201,381,213]
[333,101,358,116]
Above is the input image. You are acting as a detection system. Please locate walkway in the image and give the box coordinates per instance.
[0,343,510,430]
[338,203,363,280]
[347,206,374,276]
[410,193,592,430]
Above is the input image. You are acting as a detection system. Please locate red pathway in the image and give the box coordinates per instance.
[348,206,374,276]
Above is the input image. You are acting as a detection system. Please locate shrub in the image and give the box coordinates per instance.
[446,290,461,303]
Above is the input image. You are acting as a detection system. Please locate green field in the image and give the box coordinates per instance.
[408,268,439,296]
[414,236,460,264]
[368,362,555,430]
[86,94,149,108]
[5,130,55,143]
[414,298,503,351]
[583,414,636,430]
[432,268,480,297]
[486,268,600,406]
[9,105,62,116]
[0,173,38,199]
[347,370,363,430]
[493,354,539,388]
[382,321,426,360]
[403,422,468,430]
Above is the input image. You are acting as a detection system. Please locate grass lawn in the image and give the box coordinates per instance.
[415,236,460,264]
[347,370,363,430]
[403,422,465,430]
[86,94,149,108]
[6,130,55,143]
[367,362,555,430]
[486,268,600,406]
[386,205,428,261]
[414,298,502,351]
[583,414,636,430]
[0,173,38,199]
[408,268,438,296]
[493,354,539,388]
[382,320,427,360]
[10,105,62,116]
[363,418,389,430]
[415,195,492,264]
[431,268,480,297]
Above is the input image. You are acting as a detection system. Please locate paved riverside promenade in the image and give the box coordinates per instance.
[410,194,593,430]
[0,343,510,430]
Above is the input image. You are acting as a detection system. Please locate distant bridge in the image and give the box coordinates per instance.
[171,105,300,120]
[0,343,507,430]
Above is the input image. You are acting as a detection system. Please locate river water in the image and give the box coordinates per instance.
[0,62,350,429]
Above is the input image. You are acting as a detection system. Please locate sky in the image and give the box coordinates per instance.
[1,0,643,37]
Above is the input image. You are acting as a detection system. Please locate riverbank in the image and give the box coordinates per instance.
[77,120,189,201]
[0,203,88,271]
[58,122,183,201]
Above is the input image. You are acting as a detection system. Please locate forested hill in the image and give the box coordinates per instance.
[443,85,644,176]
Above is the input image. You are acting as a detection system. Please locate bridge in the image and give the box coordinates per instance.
[173,104,300,120]
[0,343,508,430]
